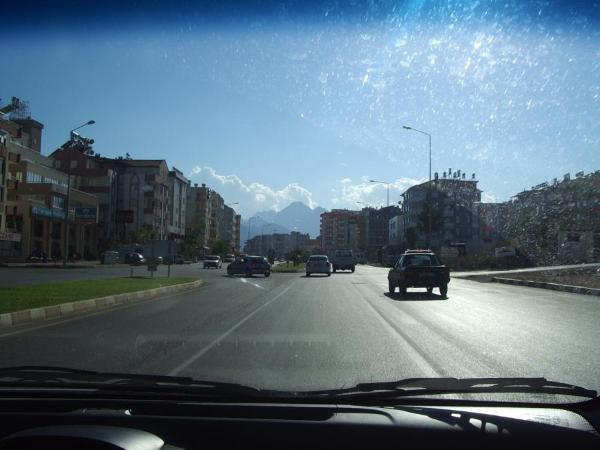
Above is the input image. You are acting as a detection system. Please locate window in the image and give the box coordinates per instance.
[70,160,77,169]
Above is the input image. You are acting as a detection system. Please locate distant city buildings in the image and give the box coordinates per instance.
[0,97,240,262]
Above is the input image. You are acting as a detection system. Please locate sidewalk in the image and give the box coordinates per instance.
[0,260,113,269]
[452,262,600,278]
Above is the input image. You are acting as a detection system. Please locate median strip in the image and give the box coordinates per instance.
[0,277,202,328]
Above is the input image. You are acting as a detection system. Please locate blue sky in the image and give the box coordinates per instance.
[2,1,599,219]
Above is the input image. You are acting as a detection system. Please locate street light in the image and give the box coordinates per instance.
[63,119,95,266]
[369,180,391,207]
[403,125,432,248]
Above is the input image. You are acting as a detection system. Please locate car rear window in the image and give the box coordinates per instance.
[402,255,441,267]
[309,256,328,262]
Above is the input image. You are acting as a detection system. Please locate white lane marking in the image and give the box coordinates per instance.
[168,282,295,376]
[238,277,266,290]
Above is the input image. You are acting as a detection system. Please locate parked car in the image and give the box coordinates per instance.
[306,255,332,277]
[125,252,146,265]
[101,251,120,264]
[227,256,271,277]
[204,255,222,269]
[172,255,185,265]
[147,255,164,265]
[222,254,235,263]
[387,249,450,297]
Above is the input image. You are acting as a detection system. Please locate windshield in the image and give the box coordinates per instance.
[1,0,599,404]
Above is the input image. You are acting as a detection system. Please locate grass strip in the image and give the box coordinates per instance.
[0,277,197,314]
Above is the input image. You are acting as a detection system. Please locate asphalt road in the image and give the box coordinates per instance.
[2,265,600,397]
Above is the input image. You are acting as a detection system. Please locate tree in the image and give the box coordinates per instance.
[211,240,231,256]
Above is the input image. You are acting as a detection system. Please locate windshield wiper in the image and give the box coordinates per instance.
[303,377,597,400]
[0,366,261,397]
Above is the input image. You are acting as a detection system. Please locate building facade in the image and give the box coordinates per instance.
[400,171,481,250]
[0,110,98,261]
[167,167,190,240]
[320,209,362,254]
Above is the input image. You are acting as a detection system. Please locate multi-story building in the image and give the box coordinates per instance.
[208,189,224,247]
[233,213,241,252]
[359,206,401,261]
[49,148,118,251]
[400,170,481,250]
[320,209,362,254]
[186,183,211,252]
[0,103,98,261]
[388,215,404,247]
[167,167,189,240]
[110,159,170,242]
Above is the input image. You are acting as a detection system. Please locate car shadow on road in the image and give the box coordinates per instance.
[331,272,355,275]
[300,274,331,278]
[384,292,448,301]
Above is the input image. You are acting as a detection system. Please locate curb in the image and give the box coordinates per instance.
[491,277,600,296]
[0,280,204,329]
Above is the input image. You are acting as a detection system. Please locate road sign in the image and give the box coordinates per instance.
[75,207,97,223]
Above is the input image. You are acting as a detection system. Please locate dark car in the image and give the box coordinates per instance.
[387,249,450,297]
[227,256,271,277]
[203,255,222,269]
[171,255,185,265]
[125,252,146,265]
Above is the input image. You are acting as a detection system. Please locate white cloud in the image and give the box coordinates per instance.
[331,176,424,208]
[187,166,318,217]
[481,192,497,203]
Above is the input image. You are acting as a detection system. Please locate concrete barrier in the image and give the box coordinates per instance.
[491,277,600,296]
[0,280,203,329]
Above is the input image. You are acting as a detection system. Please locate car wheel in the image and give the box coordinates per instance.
[327,272,331,277]
[306,272,311,277]
[426,287,433,294]
[388,280,395,294]
[399,286,407,296]
[245,270,252,277]
[351,266,355,273]
[264,271,270,278]
[440,284,448,297]
[333,268,337,273]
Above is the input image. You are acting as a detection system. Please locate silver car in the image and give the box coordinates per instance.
[306,255,332,277]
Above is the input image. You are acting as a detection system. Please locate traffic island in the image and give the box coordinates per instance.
[0,277,203,328]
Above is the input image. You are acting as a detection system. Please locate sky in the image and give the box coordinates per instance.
[2,0,599,220]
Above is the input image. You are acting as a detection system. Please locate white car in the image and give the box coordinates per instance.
[306,255,332,277]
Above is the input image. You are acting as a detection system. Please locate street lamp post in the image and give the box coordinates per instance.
[369,180,391,208]
[403,125,432,248]
[63,120,95,266]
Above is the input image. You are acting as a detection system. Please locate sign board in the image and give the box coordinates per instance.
[0,231,21,242]
[75,207,97,223]
[440,246,459,258]
[116,209,134,223]
[31,205,66,220]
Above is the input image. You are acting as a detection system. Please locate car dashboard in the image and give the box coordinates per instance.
[1,395,599,449]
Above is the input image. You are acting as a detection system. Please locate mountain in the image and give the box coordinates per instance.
[240,217,290,245]
[249,202,326,239]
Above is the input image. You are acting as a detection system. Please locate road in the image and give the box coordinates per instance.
[2,264,600,396]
